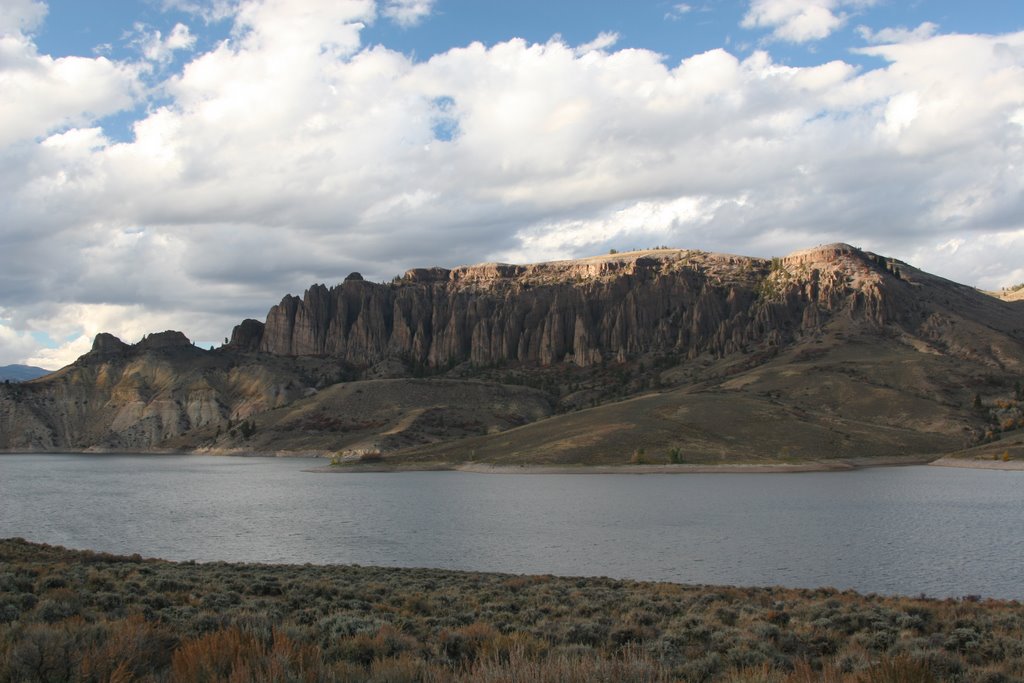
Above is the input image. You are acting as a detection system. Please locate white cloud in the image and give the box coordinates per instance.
[742,0,878,43]
[161,0,239,23]
[574,32,619,55]
[858,22,939,45]
[743,0,842,43]
[665,4,693,20]
[910,231,1024,292]
[0,34,142,147]
[0,323,40,367]
[0,1,1023,368]
[381,0,433,27]
[231,0,374,56]
[501,196,725,263]
[132,22,197,64]
[0,0,46,35]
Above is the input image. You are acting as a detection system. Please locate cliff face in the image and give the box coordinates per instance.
[246,244,1021,370]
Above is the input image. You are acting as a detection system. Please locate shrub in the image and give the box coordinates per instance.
[169,627,323,682]
[858,655,937,683]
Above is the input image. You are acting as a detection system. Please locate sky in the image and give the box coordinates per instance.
[1,0,1023,369]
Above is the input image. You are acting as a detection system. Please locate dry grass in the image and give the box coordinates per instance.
[1,539,1022,682]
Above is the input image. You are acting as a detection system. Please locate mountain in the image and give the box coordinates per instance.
[2,243,1023,465]
[0,365,51,382]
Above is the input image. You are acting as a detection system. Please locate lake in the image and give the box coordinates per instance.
[1,454,1021,599]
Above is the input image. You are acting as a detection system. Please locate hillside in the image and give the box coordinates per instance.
[2,243,1024,465]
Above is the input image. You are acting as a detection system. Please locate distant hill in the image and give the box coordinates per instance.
[0,365,51,382]
[2,243,1024,466]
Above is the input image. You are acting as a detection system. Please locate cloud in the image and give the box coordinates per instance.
[381,0,434,27]
[574,32,619,55]
[665,4,693,21]
[0,1,1022,368]
[131,22,197,64]
[0,33,142,147]
[858,22,939,45]
[742,0,878,43]
[0,323,40,367]
[909,231,1024,293]
[501,196,726,263]
[161,0,239,23]
[0,0,46,35]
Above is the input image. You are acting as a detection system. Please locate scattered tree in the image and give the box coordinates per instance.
[239,420,256,439]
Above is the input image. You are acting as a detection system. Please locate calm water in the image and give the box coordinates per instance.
[1,454,1022,599]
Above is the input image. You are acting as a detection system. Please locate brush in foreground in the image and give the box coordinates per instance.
[0,539,1021,682]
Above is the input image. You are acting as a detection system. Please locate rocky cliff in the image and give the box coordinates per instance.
[240,244,1024,372]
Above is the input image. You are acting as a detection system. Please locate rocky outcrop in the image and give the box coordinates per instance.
[246,244,925,368]
[228,319,265,351]
[89,333,130,357]
[137,330,194,350]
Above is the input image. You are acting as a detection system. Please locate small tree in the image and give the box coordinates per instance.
[630,448,646,465]
[239,420,256,439]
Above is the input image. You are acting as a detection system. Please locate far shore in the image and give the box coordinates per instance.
[929,455,1024,471]
[5,449,1023,473]
[308,454,940,474]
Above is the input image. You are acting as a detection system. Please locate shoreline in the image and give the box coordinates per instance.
[928,455,1024,471]
[5,449,1022,473]
[308,454,937,474]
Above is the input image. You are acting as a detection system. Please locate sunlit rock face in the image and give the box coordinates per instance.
[252,244,958,368]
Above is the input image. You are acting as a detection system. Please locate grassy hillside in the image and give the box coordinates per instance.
[383,328,1015,468]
